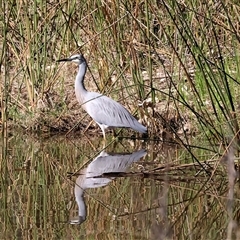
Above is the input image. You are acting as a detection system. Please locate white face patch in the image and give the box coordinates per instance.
[71,58,81,64]
[69,54,85,64]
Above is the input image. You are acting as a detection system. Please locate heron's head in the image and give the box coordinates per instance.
[57,54,86,65]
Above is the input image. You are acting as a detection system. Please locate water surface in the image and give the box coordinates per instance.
[0,132,237,239]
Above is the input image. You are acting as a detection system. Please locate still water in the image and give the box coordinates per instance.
[0,132,239,239]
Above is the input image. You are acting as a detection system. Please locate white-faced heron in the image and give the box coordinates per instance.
[57,54,147,139]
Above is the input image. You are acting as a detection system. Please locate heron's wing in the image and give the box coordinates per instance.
[84,93,140,129]
[87,149,146,175]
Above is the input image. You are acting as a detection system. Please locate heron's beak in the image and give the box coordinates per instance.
[56,58,71,62]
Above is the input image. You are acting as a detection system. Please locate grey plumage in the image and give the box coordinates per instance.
[57,54,147,139]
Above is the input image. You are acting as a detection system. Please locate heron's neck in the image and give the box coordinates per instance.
[75,184,86,219]
[75,62,87,103]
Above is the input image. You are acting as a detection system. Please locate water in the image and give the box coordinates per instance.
[0,132,238,239]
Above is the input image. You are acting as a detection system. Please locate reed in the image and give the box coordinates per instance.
[1,0,240,151]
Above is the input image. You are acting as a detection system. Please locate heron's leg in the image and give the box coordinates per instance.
[101,127,106,141]
[97,123,106,141]
[98,125,106,148]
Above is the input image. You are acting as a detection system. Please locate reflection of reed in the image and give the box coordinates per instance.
[151,181,173,240]
[221,142,238,239]
[69,149,147,224]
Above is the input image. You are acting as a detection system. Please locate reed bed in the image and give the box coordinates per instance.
[1,0,240,150]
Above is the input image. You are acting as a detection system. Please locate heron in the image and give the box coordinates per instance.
[57,54,147,139]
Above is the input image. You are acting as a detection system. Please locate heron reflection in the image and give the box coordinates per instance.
[69,149,147,224]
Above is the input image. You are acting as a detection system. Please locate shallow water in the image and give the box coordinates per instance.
[0,131,239,239]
